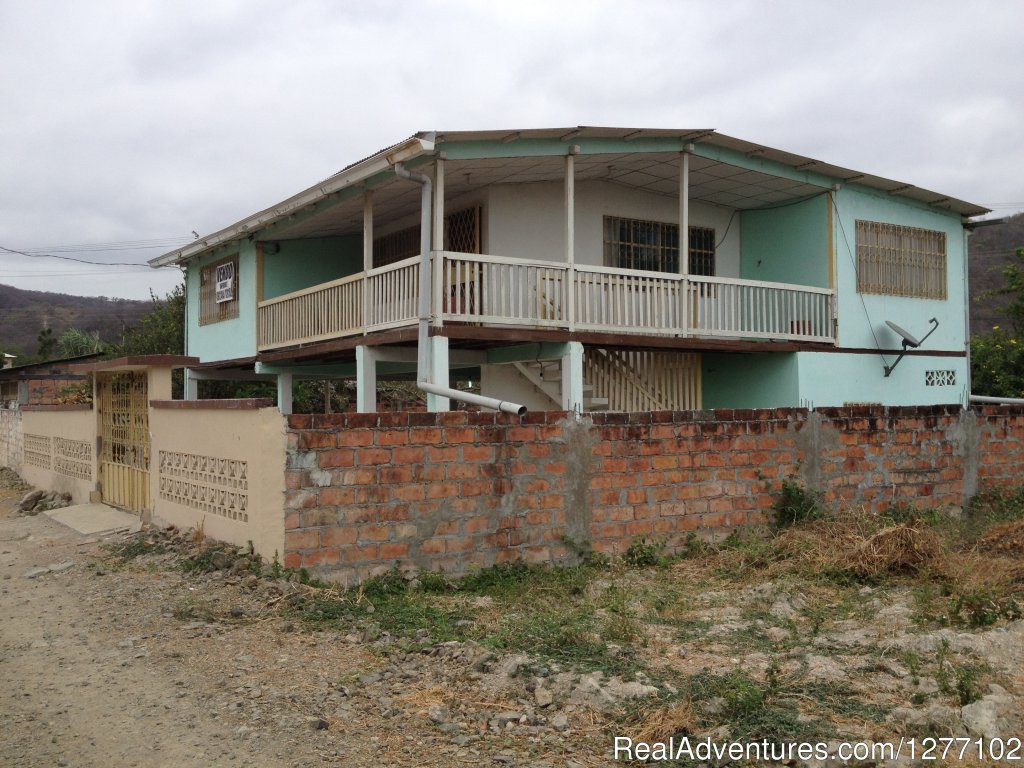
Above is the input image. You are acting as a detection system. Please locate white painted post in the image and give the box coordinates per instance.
[277,373,293,415]
[427,336,450,412]
[432,157,445,328]
[355,345,377,413]
[680,148,690,275]
[184,368,198,401]
[561,340,584,414]
[565,148,577,331]
[679,147,691,336]
[362,191,373,334]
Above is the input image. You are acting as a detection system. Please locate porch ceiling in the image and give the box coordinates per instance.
[267,152,828,241]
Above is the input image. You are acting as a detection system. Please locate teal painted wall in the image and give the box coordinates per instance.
[740,194,829,287]
[186,242,258,362]
[832,186,967,355]
[262,236,362,300]
[702,352,800,408]
[796,351,967,407]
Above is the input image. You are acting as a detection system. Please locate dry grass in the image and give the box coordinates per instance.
[979,518,1024,558]
[628,701,696,743]
[840,524,946,578]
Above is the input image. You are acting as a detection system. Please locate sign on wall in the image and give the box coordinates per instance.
[215,261,235,303]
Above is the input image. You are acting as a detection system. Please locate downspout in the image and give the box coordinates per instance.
[393,162,526,415]
[963,226,972,407]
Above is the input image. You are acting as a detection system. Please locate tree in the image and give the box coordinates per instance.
[995,247,1024,334]
[118,284,185,356]
[36,327,56,360]
[971,247,1024,397]
[56,328,109,358]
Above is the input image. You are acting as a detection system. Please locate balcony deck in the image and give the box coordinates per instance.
[257,251,836,352]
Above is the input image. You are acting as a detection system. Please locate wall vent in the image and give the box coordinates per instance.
[925,370,956,387]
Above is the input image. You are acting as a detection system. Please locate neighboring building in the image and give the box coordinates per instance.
[0,354,100,408]
[151,128,988,413]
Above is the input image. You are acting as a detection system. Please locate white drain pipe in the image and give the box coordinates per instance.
[393,162,526,415]
[969,395,1024,405]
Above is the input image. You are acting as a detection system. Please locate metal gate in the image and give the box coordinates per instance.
[97,371,150,513]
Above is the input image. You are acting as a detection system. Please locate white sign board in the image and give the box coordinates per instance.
[215,262,235,303]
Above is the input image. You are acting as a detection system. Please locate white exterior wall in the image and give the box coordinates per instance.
[486,180,740,276]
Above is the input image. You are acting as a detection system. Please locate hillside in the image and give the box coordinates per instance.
[969,212,1024,336]
[0,283,150,358]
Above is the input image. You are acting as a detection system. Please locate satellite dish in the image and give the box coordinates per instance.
[882,318,939,377]
[885,320,921,348]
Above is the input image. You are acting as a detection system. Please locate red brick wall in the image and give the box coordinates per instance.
[283,405,1024,583]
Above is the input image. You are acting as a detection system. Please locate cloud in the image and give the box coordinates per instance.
[1,0,1021,299]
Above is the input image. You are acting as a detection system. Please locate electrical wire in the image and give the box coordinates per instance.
[831,195,888,371]
[0,243,181,267]
[14,237,191,253]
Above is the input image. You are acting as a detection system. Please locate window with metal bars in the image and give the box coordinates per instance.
[199,256,240,326]
[855,220,947,299]
[603,216,715,275]
[372,207,482,268]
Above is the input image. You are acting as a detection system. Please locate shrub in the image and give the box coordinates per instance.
[772,478,822,529]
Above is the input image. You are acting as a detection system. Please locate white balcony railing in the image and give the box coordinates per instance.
[257,250,836,350]
[366,256,420,331]
[257,272,363,349]
[688,274,835,343]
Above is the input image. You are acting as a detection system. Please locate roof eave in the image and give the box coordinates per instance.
[149,134,435,268]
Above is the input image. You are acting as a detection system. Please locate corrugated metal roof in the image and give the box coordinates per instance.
[151,127,989,267]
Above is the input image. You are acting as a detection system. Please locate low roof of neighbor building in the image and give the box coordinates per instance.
[151,127,990,268]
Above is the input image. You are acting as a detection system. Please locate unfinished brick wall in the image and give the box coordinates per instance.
[283,405,1022,583]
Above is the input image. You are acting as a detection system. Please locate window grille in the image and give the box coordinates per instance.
[855,220,946,299]
[603,216,715,275]
[925,369,956,387]
[445,207,481,254]
[199,256,240,326]
[373,207,482,268]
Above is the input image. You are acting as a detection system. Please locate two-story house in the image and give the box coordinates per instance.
[151,127,987,414]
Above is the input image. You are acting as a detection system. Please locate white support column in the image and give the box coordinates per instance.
[184,367,198,401]
[679,146,692,337]
[561,341,584,414]
[355,345,377,413]
[276,373,293,415]
[679,147,691,276]
[427,335,450,412]
[362,191,373,334]
[565,147,577,331]
[432,157,445,328]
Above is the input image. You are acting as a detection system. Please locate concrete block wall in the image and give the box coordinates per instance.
[0,408,22,470]
[283,405,1017,583]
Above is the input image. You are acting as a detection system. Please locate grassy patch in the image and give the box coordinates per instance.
[104,534,166,566]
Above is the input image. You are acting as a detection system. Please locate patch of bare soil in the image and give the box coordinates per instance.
[3,484,1024,767]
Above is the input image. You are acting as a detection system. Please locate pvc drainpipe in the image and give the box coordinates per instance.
[969,395,1024,405]
[393,162,526,416]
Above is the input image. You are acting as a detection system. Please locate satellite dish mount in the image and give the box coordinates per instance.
[883,318,939,377]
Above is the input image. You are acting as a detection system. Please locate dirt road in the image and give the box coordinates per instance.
[0,490,599,767]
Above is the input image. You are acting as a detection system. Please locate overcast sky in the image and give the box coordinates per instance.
[1,0,1021,301]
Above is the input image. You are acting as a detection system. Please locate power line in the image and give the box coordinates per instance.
[0,268,157,277]
[0,243,182,267]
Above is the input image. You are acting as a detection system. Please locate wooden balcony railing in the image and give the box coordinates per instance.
[257,272,363,350]
[257,250,836,351]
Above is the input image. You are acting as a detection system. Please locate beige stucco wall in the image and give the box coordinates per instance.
[20,408,97,503]
[149,406,286,561]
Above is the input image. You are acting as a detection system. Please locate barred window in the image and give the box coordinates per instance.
[603,216,715,276]
[199,256,239,326]
[373,207,482,268]
[856,220,946,299]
